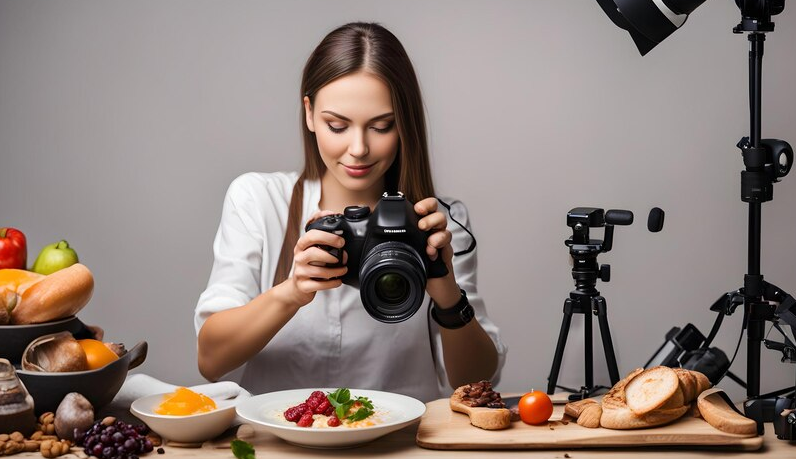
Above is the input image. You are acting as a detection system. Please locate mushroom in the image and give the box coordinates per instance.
[54,392,95,441]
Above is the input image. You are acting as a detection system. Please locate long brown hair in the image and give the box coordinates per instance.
[273,22,435,286]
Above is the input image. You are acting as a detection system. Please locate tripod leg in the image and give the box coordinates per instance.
[585,303,593,390]
[548,299,574,395]
[594,296,621,386]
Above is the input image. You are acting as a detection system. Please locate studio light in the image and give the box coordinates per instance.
[596,0,707,55]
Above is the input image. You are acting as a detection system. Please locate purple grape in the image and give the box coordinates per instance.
[92,444,103,457]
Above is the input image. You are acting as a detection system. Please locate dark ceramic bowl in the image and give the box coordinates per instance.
[0,316,92,364]
[17,341,147,415]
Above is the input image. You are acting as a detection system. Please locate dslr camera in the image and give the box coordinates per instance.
[305,193,448,323]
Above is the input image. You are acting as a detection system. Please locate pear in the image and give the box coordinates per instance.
[31,240,79,275]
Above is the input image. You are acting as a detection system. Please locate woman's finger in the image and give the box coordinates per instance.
[414,197,438,216]
[295,229,345,253]
[296,246,343,266]
[295,278,344,294]
[294,263,348,281]
[427,229,452,249]
[419,212,447,231]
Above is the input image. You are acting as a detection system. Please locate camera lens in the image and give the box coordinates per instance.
[375,273,409,305]
[359,242,426,323]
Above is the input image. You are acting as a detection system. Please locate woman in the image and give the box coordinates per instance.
[195,22,506,402]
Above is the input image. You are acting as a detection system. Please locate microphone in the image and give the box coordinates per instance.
[647,207,665,232]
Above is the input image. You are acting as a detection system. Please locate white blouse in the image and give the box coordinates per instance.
[194,172,507,402]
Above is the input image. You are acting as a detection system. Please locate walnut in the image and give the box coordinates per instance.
[37,412,56,436]
[40,439,71,458]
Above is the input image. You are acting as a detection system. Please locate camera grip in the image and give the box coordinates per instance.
[427,255,449,278]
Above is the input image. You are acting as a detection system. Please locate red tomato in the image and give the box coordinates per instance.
[518,390,553,425]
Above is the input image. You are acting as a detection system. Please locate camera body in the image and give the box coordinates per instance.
[305,193,448,323]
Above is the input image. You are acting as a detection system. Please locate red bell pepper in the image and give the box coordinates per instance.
[0,227,27,269]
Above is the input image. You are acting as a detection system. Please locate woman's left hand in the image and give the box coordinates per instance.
[415,198,460,308]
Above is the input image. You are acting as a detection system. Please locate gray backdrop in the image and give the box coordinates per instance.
[1,0,794,401]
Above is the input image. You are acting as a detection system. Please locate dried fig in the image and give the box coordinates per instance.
[54,392,94,441]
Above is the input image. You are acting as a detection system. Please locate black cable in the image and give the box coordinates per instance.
[716,315,748,385]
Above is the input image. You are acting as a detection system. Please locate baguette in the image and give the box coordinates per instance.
[7,264,94,325]
[697,388,756,436]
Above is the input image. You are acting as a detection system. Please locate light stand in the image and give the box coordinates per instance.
[595,0,796,438]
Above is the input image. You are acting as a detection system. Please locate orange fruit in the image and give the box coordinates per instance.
[77,339,119,370]
[155,387,216,416]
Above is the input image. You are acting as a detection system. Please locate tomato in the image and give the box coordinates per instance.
[517,390,553,425]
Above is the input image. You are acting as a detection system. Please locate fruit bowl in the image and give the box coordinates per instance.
[17,340,147,415]
[130,393,238,444]
[0,316,92,365]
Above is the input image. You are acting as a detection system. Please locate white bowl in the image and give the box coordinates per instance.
[235,388,426,448]
[130,393,238,444]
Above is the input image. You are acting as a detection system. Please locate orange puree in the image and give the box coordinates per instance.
[155,387,216,416]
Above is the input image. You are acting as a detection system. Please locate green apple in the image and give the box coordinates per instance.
[31,240,80,275]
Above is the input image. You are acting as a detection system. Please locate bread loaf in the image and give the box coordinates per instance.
[697,388,756,436]
[3,264,94,325]
[600,367,690,430]
[625,366,679,415]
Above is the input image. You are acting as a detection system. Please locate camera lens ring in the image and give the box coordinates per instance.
[359,241,427,323]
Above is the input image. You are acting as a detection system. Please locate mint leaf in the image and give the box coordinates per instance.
[231,439,255,459]
[347,406,374,422]
[356,396,374,410]
[327,388,373,422]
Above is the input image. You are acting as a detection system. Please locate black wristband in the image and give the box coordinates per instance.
[431,289,475,330]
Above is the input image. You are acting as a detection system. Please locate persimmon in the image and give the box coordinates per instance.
[77,339,119,370]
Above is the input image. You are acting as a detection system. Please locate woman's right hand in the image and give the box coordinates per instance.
[285,210,348,307]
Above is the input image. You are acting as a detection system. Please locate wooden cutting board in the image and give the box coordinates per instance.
[416,399,762,451]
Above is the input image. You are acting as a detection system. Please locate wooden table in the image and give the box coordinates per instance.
[153,422,793,459]
[16,403,796,459]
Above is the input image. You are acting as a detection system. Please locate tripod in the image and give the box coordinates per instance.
[547,208,632,400]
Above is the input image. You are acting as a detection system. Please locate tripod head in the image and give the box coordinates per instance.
[565,207,634,291]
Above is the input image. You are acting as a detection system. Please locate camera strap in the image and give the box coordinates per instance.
[436,198,477,256]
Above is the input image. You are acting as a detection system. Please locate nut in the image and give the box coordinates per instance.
[30,431,43,441]
[40,439,71,458]
[576,403,603,429]
[23,440,40,452]
[0,435,7,442]
[146,432,163,447]
[1,440,24,456]
[37,412,57,435]
[101,416,116,427]
[8,433,23,443]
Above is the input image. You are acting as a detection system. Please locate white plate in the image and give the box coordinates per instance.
[236,388,426,448]
[130,393,238,444]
